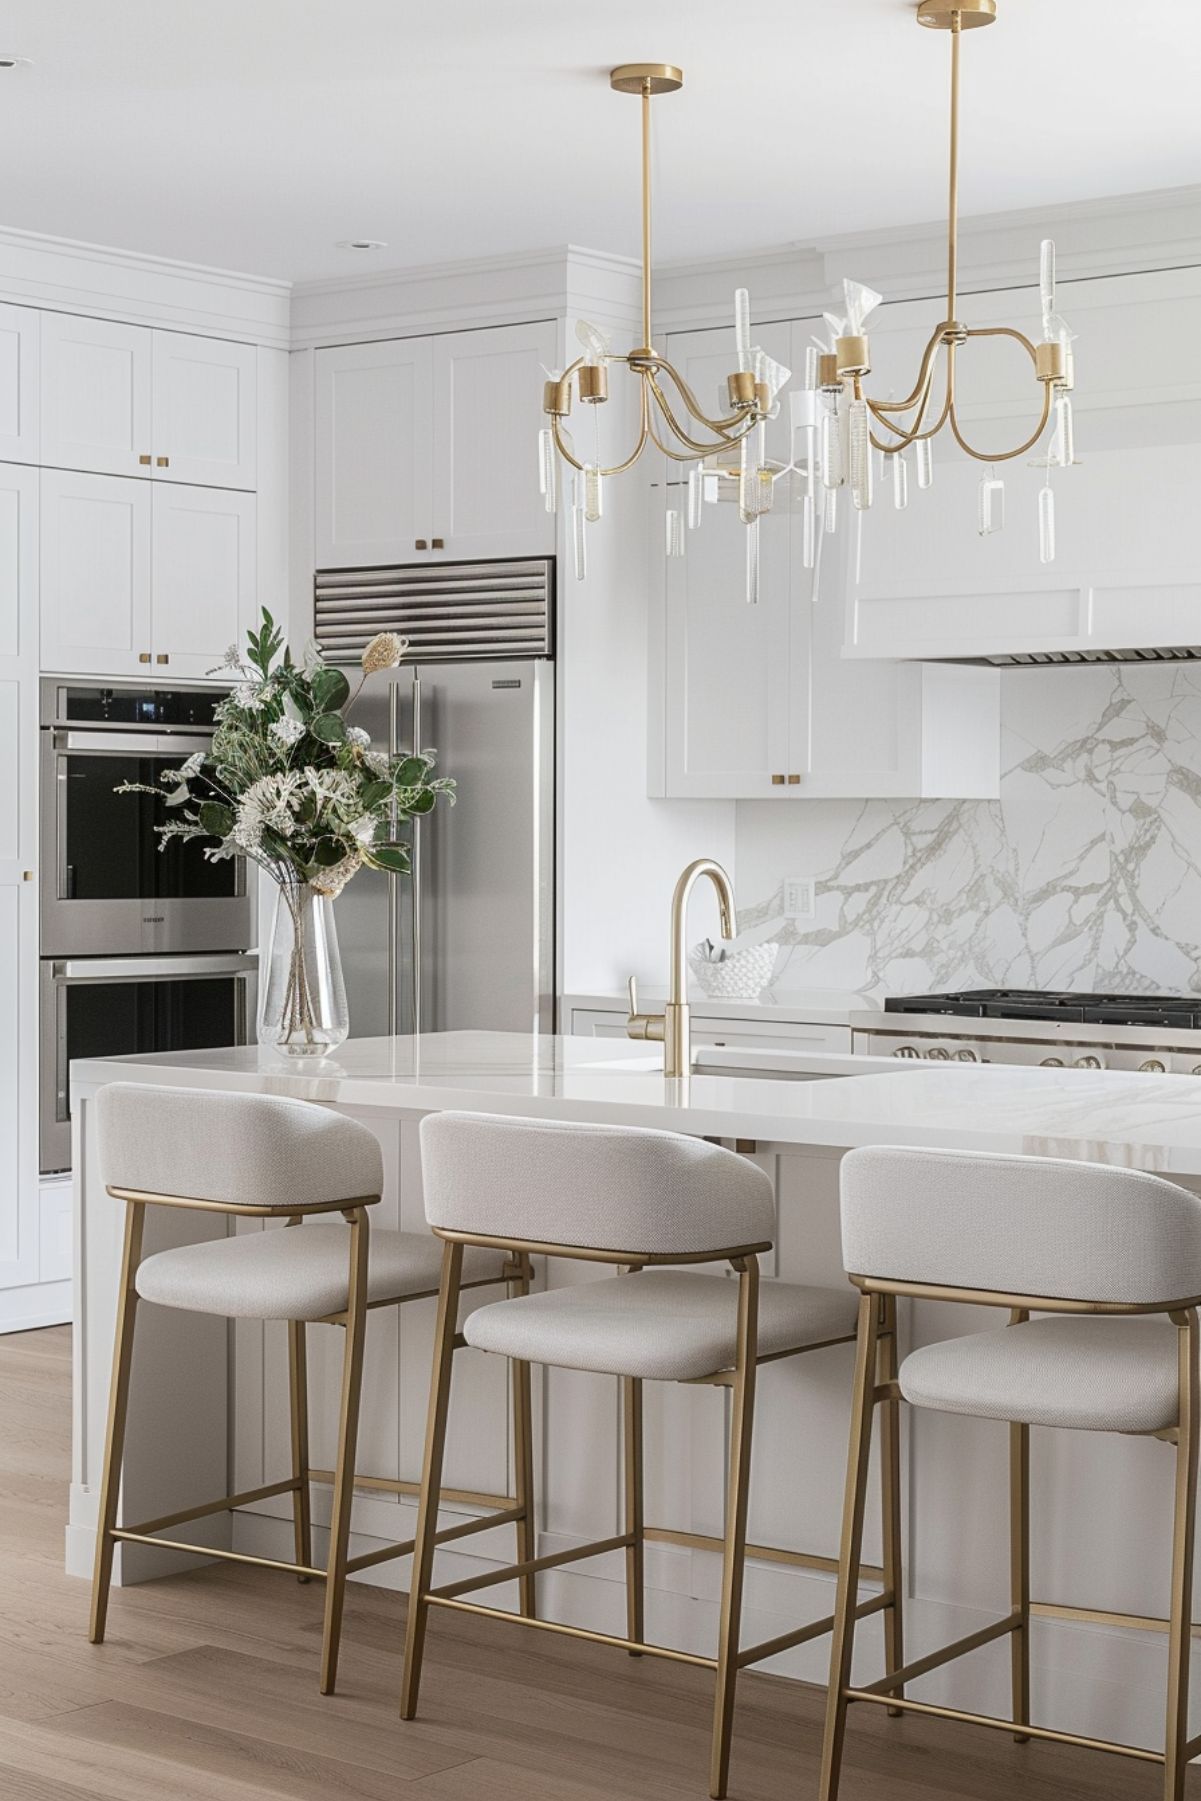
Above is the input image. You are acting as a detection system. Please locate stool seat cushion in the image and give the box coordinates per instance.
[899,1316,1181,1433]
[462,1270,858,1381]
[136,1226,506,1321]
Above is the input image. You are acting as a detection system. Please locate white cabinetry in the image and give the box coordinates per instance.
[652,320,1000,800]
[845,269,1201,663]
[41,315,257,489]
[41,470,255,677]
[0,304,39,464]
[314,319,557,568]
[0,464,49,1322]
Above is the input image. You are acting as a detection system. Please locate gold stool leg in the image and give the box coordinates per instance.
[709,1257,759,1801]
[624,1375,644,1654]
[1164,1309,1199,1801]
[510,1256,537,1621]
[400,1240,465,1721]
[288,1317,313,1583]
[319,1208,370,1696]
[818,1292,883,1801]
[1009,1419,1031,1741]
[878,1295,904,1717]
[89,1199,146,1644]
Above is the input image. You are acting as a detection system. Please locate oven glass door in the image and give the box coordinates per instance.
[41,955,256,1173]
[42,730,250,955]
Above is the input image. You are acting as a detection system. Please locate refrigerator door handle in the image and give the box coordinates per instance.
[411,676,423,1036]
[387,678,399,1037]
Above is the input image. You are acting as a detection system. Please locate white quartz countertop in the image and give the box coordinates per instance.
[70,1030,1201,1176]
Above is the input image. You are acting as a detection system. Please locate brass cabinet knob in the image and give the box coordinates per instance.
[21,870,33,882]
[787,774,801,785]
[156,653,169,665]
[431,537,444,550]
[771,774,785,785]
[156,455,169,467]
[415,539,428,550]
[138,454,152,466]
[138,652,152,664]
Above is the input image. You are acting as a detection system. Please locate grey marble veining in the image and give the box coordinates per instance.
[737,665,1201,998]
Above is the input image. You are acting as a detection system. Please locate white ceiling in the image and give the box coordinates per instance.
[0,0,1196,285]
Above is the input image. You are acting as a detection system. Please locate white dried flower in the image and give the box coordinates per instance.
[270,715,306,748]
[231,683,267,711]
[348,813,377,848]
[346,725,371,750]
[363,750,390,778]
[361,631,408,674]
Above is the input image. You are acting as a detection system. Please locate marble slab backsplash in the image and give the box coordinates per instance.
[735,665,1201,999]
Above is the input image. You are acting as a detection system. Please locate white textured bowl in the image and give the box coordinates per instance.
[688,940,781,1001]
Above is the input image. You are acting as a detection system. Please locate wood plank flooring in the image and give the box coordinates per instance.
[0,1324,1193,1800]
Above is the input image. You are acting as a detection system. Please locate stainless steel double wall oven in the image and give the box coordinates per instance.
[39,679,256,1172]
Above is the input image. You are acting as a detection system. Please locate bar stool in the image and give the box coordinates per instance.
[90,1082,526,1695]
[820,1144,1201,1801]
[398,1111,894,1801]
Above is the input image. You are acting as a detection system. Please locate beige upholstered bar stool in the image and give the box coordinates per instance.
[399,1111,891,1801]
[90,1082,524,1695]
[821,1144,1201,1801]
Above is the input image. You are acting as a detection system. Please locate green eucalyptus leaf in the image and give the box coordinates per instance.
[310,712,347,744]
[394,756,430,787]
[365,844,411,874]
[360,780,392,810]
[408,789,437,815]
[311,666,350,712]
[197,800,234,837]
[310,837,345,867]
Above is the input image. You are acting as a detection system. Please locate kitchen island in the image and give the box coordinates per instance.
[69,1032,1201,1751]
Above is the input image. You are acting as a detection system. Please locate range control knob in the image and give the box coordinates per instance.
[1138,1059,1167,1074]
[927,1047,951,1060]
[1039,1057,1065,1067]
[1073,1055,1103,1069]
[892,1045,921,1058]
[954,1048,978,1061]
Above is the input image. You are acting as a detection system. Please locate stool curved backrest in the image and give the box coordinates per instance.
[841,1143,1201,1308]
[420,1110,775,1259]
[96,1081,383,1214]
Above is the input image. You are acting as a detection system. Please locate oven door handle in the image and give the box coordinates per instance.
[50,730,214,756]
[50,954,258,982]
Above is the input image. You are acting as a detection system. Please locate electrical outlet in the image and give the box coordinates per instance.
[783,876,816,920]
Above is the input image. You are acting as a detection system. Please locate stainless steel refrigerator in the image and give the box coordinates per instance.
[317,559,555,1038]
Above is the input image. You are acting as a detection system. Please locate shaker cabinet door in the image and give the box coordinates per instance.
[314,337,435,568]
[152,332,257,490]
[40,470,152,676]
[40,313,153,478]
[151,484,256,678]
[0,304,39,465]
[430,320,557,560]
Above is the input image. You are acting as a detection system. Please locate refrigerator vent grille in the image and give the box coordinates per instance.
[314,559,553,664]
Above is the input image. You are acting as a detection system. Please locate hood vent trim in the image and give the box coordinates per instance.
[942,645,1201,667]
[315,558,554,665]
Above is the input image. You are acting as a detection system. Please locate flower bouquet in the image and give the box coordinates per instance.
[119,610,454,1055]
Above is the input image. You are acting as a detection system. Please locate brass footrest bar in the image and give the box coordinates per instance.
[643,1525,884,1584]
[858,1612,1022,1697]
[845,1690,1164,1764]
[344,1504,526,1576]
[737,1591,892,1669]
[430,1531,634,1603]
[307,1469,515,1513]
[118,1476,300,1541]
[426,1594,720,1670]
[1031,1599,1201,1638]
[110,1531,325,1580]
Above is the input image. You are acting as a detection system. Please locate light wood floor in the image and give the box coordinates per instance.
[0,1325,1194,1801]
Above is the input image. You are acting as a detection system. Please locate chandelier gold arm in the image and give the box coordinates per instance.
[646,371,761,457]
[550,384,651,478]
[868,385,952,456]
[946,382,1054,464]
[866,323,948,415]
[653,361,760,439]
[645,396,711,464]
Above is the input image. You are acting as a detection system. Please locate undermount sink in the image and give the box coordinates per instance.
[584,1048,910,1082]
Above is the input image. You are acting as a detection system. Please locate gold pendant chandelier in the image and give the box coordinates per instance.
[808,0,1077,565]
[538,64,790,592]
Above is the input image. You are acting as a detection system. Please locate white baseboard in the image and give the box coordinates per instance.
[0,1279,71,1335]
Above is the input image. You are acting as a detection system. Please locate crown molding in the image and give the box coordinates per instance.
[0,223,291,345]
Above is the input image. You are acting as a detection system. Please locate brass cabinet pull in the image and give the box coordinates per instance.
[415,539,428,551]
[138,652,152,664]
[21,870,33,882]
[431,537,444,550]
[787,774,801,785]
[156,455,169,467]
[138,454,152,466]
[156,653,170,665]
[771,774,785,785]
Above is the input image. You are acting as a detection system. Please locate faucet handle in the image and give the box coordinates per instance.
[626,975,665,1044]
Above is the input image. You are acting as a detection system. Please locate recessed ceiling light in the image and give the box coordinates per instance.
[0,56,32,70]
[336,239,387,252]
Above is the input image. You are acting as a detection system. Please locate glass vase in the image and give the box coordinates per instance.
[259,881,349,1057]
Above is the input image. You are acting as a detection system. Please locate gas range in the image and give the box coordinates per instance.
[851,989,1201,1074]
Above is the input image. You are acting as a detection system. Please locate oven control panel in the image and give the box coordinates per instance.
[854,1031,1201,1076]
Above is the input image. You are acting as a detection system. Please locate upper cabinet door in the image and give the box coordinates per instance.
[0,306,39,465]
[314,337,434,568]
[40,470,152,676]
[151,485,256,679]
[657,324,795,799]
[40,313,153,478]
[430,321,557,560]
[151,333,257,490]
